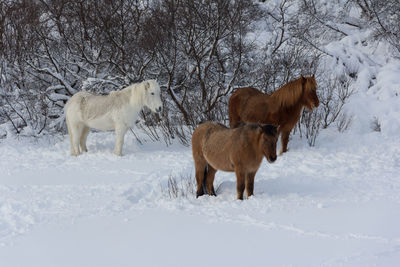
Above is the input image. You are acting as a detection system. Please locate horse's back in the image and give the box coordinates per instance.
[192,122,230,152]
[66,91,97,111]
[230,87,261,104]
[66,92,105,117]
[228,87,265,127]
[192,122,236,171]
[65,91,126,131]
[233,87,262,96]
[192,122,228,141]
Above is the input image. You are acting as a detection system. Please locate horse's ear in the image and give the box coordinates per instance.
[301,75,306,87]
[145,81,150,90]
[261,124,277,136]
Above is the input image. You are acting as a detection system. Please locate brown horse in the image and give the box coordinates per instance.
[228,75,319,155]
[191,122,278,200]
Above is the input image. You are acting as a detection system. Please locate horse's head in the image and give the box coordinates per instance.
[258,124,278,163]
[142,80,163,113]
[301,75,319,111]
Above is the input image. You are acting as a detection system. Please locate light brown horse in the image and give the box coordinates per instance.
[228,75,319,155]
[191,122,278,200]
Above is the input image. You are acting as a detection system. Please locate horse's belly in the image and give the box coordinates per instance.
[204,153,234,172]
[215,165,235,172]
[86,117,115,131]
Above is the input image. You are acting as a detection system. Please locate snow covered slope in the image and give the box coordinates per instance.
[323,29,400,136]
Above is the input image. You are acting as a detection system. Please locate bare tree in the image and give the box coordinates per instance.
[0,0,398,144]
[139,0,258,142]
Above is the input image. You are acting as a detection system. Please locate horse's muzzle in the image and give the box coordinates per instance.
[267,155,277,163]
[156,106,162,113]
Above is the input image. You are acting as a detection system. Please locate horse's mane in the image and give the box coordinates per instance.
[270,77,304,108]
[110,82,143,99]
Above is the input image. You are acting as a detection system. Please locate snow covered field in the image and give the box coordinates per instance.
[2,37,400,267]
[2,0,400,266]
[1,127,399,266]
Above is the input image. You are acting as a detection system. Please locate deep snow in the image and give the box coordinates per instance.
[2,4,400,265]
[0,128,400,266]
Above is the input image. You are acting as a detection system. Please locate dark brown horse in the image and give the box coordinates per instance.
[228,75,319,155]
[191,122,278,200]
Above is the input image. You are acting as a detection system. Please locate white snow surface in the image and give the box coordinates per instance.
[2,4,400,265]
[1,127,400,267]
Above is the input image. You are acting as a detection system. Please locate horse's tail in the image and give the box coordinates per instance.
[65,114,71,136]
[202,164,208,195]
[228,92,242,128]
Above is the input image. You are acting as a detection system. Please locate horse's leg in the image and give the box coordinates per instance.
[279,129,291,155]
[245,172,256,198]
[192,151,207,198]
[235,167,246,200]
[66,116,76,156]
[114,125,128,156]
[70,122,84,156]
[80,126,90,153]
[205,165,217,196]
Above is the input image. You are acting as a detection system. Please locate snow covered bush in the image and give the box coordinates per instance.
[370,116,381,132]
[352,0,400,57]
[1,0,399,145]
[161,173,196,199]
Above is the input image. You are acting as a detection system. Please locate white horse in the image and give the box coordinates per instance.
[65,80,162,156]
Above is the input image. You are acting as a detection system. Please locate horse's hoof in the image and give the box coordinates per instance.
[196,192,204,198]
